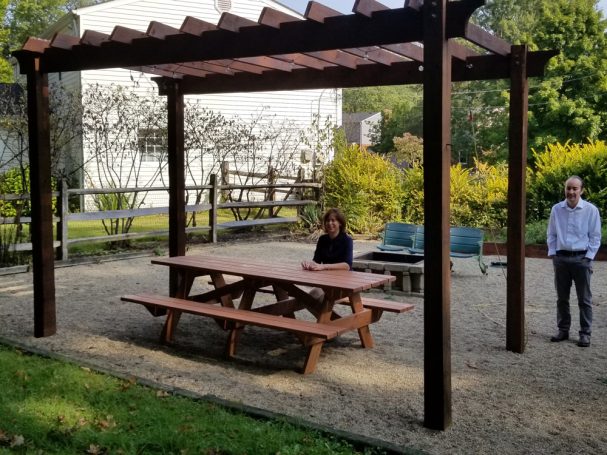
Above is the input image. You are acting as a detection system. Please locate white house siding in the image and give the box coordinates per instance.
[361,113,381,146]
[66,0,341,209]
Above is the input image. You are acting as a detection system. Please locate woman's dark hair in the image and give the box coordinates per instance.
[323,208,347,233]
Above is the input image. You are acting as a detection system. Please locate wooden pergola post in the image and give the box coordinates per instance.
[26,57,56,337]
[423,0,452,430]
[506,44,529,353]
[165,79,186,297]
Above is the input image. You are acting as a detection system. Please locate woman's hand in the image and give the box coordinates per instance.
[301,260,324,271]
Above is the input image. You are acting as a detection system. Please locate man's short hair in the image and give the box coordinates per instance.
[567,175,584,188]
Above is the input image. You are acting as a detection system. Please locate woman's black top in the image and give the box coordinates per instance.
[312,232,354,270]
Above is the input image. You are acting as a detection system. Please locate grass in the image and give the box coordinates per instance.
[485,220,607,245]
[0,207,304,260]
[0,344,387,455]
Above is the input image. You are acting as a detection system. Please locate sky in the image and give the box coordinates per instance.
[278,0,607,16]
[277,0,404,15]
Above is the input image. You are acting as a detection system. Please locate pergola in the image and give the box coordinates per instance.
[13,0,555,430]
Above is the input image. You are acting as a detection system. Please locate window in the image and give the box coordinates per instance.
[138,128,166,162]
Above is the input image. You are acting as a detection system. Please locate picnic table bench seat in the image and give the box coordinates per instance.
[360,297,415,322]
[217,216,299,229]
[218,199,316,209]
[122,293,345,341]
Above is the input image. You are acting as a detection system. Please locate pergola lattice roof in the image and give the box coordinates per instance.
[15,0,554,94]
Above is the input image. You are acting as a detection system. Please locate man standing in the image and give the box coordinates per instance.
[547,175,601,347]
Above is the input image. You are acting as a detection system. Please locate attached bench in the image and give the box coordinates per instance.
[408,225,487,274]
[218,199,316,210]
[377,222,422,251]
[361,297,415,322]
[122,293,347,373]
[217,216,299,229]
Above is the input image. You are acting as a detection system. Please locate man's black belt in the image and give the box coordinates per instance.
[556,250,587,257]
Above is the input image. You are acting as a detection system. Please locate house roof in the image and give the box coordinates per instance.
[343,112,381,123]
[12,0,555,96]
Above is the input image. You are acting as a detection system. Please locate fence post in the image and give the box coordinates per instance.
[312,168,321,203]
[220,161,229,202]
[209,174,218,243]
[267,167,276,218]
[296,167,305,216]
[57,179,69,261]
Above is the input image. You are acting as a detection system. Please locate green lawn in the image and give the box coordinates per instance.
[0,344,388,454]
[0,208,302,260]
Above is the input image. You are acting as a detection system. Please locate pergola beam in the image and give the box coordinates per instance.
[25,9,424,73]
[153,50,556,95]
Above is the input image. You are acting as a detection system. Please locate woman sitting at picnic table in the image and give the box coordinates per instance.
[301,208,353,272]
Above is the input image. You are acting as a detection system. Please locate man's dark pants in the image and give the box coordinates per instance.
[553,255,593,336]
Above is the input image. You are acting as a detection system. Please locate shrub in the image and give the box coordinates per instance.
[0,167,31,217]
[387,132,423,167]
[401,165,424,224]
[471,160,509,229]
[401,159,509,229]
[323,144,405,234]
[528,140,607,221]
[0,166,58,218]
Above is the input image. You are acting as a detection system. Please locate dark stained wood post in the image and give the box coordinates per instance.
[506,45,529,353]
[267,167,276,218]
[209,173,218,243]
[26,58,56,337]
[166,79,186,297]
[423,0,452,429]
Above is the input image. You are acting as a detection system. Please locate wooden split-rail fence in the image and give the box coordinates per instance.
[0,170,320,261]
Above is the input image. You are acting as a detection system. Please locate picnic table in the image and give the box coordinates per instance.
[122,255,413,373]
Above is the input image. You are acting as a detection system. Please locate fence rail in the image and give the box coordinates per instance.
[0,171,320,261]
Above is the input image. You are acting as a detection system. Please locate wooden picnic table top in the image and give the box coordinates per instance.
[152,255,395,293]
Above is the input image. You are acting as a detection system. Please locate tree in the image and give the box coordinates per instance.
[473,0,607,159]
[388,132,424,167]
[343,85,422,154]
[0,81,83,181]
[351,1,607,163]
[1,0,105,82]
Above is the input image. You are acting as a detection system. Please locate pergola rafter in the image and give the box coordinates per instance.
[12,0,556,431]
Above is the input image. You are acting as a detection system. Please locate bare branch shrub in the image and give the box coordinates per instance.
[82,84,167,240]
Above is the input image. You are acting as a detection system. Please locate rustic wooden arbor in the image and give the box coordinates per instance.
[14,0,554,430]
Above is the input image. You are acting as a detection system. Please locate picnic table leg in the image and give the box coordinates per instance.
[301,295,336,374]
[302,342,323,374]
[349,293,374,348]
[161,270,194,342]
[273,285,296,318]
[162,309,181,343]
[225,286,257,357]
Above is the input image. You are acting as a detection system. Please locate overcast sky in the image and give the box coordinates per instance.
[277,0,607,17]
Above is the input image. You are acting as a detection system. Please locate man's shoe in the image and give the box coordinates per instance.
[578,334,591,347]
[550,331,569,342]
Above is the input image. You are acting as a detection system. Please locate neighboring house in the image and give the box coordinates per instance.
[342,112,381,148]
[34,0,341,207]
[0,83,25,174]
